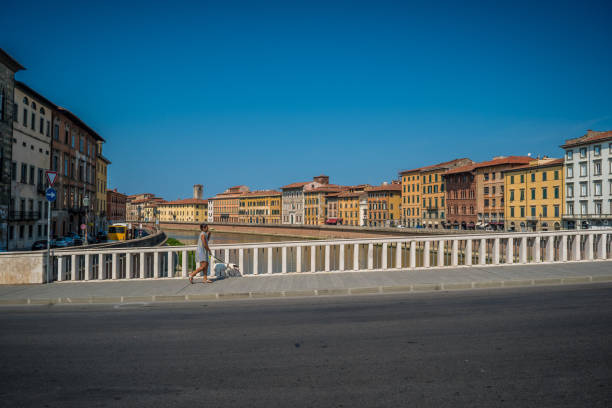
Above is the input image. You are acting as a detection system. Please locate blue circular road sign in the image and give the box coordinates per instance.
[45,187,57,202]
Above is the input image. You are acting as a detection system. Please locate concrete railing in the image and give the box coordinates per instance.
[46,229,612,283]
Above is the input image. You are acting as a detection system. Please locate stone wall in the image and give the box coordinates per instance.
[0,252,46,284]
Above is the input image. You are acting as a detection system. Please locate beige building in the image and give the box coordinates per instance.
[9,82,53,250]
[281,175,330,225]
[159,198,208,222]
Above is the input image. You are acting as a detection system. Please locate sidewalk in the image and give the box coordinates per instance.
[1,261,611,305]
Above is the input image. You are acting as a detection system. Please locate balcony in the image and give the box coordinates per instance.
[9,211,41,221]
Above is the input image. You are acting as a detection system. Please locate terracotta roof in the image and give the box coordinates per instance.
[473,156,532,169]
[367,184,402,192]
[162,198,208,206]
[281,181,310,189]
[399,158,472,175]
[337,191,362,198]
[241,190,281,198]
[561,130,612,148]
[306,184,346,193]
[445,156,532,175]
[504,158,564,173]
[444,164,477,175]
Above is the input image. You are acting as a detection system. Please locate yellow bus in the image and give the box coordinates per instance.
[107,224,128,241]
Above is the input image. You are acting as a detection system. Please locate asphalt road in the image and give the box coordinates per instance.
[1,285,611,408]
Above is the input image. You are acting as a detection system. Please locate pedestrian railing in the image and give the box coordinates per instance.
[49,229,612,282]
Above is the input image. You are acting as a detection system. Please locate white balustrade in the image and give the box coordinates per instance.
[44,230,611,283]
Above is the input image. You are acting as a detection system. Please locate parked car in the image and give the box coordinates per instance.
[87,235,96,244]
[54,238,71,248]
[31,240,48,250]
[67,232,84,245]
[96,232,107,243]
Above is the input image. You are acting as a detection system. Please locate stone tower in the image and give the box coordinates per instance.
[193,184,203,200]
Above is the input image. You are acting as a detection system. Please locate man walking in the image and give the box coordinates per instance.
[189,223,212,284]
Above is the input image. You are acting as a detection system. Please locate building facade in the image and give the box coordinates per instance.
[0,49,25,250]
[106,188,126,224]
[95,141,110,233]
[281,175,329,225]
[504,158,564,231]
[366,183,401,227]
[50,107,102,239]
[474,156,532,230]
[238,190,281,224]
[444,163,477,229]
[210,185,249,223]
[420,159,473,229]
[159,198,207,223]
[304,185,344,225]
[561,130,612,229]
[9,82,52,249]
[399,168,422,227]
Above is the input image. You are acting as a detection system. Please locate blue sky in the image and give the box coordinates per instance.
[2,0,611,200]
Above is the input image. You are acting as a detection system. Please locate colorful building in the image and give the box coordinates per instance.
[444,163,477,229]
[474,156,532,230]
[337,190,367,226]
[95,141,110,232]
[304,184,345,225]
[159,198,207,223]
[209,185,249,223]
[239,190,281,224]
[504,158,564,231]
[398,168,422,227]
[419,159,473,229]
[106,188,127,224]
[281,175,330,225]
[366,183,401,227]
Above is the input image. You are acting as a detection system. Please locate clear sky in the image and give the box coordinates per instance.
[2,0,611,200]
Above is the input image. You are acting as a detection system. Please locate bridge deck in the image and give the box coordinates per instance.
[1,261,611,305]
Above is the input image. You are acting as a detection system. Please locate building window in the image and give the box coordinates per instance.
[531,173,535,182]
[542,205,547,217]
[542,172,547,181]
[567,201,574,215]
[567,165,573,178]
[510,207,515,217]
[566,184,574,198]
[580,147,586,158]
[542,187,547,199]
[579,162,587,177]
[594,145,601,156]
[594,160,602,176]
[510,175,514,184]
[11,161,16,181]
[22,108,27,126]
[594,181,602,196]
[20,163,27,183]
[566,150,573,160]
[29,165,35,185]
[554,186,559,199]
[31,111,35,130]
[580,182,587,197]
[554,205,559,217]
[510,190,514,201]
[580,201,587,215]
[530,206,536,217]
[520,206,525,217]
[554,170,559,180]
[520,189,525,201]
[39,117,44,134]
[594,201,602,215]
[520,174,525,183]
[530,189,535,200]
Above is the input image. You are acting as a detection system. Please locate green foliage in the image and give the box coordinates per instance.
[165,237,185,246]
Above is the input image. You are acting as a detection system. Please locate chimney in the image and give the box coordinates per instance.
[313,175,329,185]
[193,184,203,200]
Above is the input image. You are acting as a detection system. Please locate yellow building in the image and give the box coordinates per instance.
[210,185,249,223]
[239,190,282,224]
[399,168,422,227]
[399,158,472,228]
[420,158,472,229]
[504,158,564,231]
[337,191,361,226]
[95,141,111,231]
[159,198,208,223]
[366,184,402,227]
[304,185,345,225]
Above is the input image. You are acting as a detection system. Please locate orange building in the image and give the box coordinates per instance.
[304,185,346,225]
[238,190,281,224]
[209,185,249,223]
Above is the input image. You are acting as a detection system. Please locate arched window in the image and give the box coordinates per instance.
[40,107,45,114]
[31,101,36,109]
[23,97,28,105]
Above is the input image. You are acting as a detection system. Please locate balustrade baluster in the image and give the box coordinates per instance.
[282,246,288,273]
[339,244,345,271]
[381,243,388,270]
[465,239,472,266]
[505,238,513,264]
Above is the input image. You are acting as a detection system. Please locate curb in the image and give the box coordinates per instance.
[1,275,611,306]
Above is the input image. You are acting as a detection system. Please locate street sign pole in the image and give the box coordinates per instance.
[46,199,51,283]
[44,170,57,284]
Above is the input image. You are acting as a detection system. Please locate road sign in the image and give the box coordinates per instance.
[80,224,86,230]
[45,188,57,202]
[45,171,58,187]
